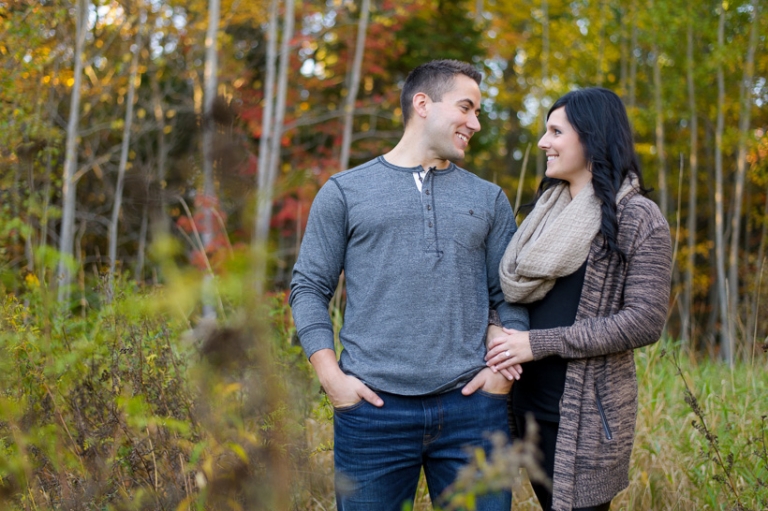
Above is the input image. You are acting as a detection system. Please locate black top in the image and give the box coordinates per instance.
[511,259,588,422]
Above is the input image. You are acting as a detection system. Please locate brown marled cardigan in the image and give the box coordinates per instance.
[526,187,672,510]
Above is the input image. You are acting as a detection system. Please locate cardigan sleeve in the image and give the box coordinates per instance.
[529,203,672,360]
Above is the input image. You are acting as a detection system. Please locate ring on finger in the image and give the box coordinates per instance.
[504,350,510,358]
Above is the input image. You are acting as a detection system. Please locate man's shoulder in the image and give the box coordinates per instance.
[329,157,387,185]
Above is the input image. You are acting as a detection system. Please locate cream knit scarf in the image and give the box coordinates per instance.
[499,174,638,304]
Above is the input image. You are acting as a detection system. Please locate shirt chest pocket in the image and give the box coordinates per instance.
[452,209,489,251]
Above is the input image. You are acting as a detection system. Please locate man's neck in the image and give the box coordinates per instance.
[384,136,451,171]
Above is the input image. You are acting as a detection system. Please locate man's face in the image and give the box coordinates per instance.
[423,74,482,162]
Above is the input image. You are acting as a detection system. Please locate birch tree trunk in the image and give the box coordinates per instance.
[727,0,759,345]
[151,61,169,233]
[595,0,606,87]
[203,0,220,246]
[628,3,638,112]
[57,0,89,303]
[255,0,278,235]
[201,0,221,318]
[475,0,484,21]
[537,0,549,180]
[339,0,370,172]
[253,0,279,293]
[255,0,294,294]
[683,16,698,346]
[619,5,629,99]
[108,4,145,295]
[651,14,667,219]
[714,5,732,366]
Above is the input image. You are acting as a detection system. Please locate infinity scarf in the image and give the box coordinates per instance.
[499,175,638,304]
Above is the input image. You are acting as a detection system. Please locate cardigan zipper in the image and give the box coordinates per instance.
[595,385,613,440]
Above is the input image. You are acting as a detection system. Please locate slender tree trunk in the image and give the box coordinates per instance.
[727,0,759,346]
[628,3,638,112]
[595,0,606,87]
[202,0,220,246]
[253,0,279,291]
[25,154,35,274]
[12,154,22,292]
[683,16,698,346]
[200,0,221,318]
[256,0,278,217]
[475,0,484,20]
[339,0,370,172]
[41,62,59,286]
[135,200,149,281]
[714,5,732,366]
[255,0,295,293]
[749,187,768,344]
[652,35,667,218]
[619,5,629,100]
[151,65,169,233]
[108,4,145,295]
[537,0,549,180]
[57,0,89,303]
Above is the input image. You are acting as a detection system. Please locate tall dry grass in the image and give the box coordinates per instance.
[302,341,768,510]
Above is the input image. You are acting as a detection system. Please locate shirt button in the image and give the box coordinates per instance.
[425,190,430,195]
[429,222,433,227]
[469,209,474,215]
[427,205,431,210]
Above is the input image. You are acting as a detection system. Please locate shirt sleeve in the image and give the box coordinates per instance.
[289,179,347,359]
[488,188,529,330]
[529,212,672,360]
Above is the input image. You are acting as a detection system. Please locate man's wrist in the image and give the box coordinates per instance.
[309,349,344,388]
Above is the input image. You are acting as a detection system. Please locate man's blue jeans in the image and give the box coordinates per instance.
[333,388,512,511]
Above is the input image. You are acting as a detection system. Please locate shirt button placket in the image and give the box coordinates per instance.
[422,175,437,252]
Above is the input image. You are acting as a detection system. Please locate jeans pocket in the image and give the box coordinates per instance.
[333,399,366,414]
[476,389,509,400]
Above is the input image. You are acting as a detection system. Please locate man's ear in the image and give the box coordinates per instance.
[412,92,430,119]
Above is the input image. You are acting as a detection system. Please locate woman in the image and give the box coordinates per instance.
[486,88,671,511]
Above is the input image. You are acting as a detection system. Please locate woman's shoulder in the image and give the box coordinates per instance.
[617,191,670,247]
[620,191,667,224]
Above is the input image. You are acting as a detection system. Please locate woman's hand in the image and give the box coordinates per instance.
[485,328,534,371]
[486,325,523,380]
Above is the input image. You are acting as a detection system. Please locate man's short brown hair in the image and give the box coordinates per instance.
[400,60,482,126]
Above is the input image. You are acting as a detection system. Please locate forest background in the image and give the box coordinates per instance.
[0,0,767,510]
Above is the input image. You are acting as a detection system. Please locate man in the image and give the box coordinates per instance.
[289,59,528,510]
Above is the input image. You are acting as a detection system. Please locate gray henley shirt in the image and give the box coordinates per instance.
[289,156,529,395]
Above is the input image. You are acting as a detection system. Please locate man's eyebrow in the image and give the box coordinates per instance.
[457,98,481,113]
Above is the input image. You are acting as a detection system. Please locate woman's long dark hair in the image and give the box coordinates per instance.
[525,87,648,262]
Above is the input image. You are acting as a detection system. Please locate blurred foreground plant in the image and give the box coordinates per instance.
[439,415,548,511]
[0,245,316,510]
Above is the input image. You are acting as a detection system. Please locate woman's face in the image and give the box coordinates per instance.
[538,106,592,195]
